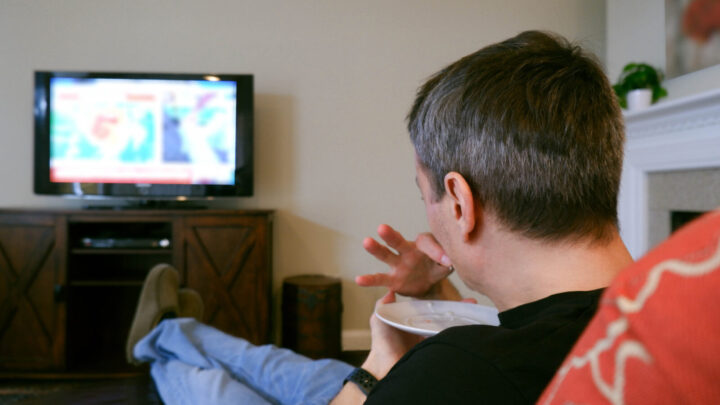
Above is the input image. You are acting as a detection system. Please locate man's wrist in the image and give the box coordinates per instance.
[361,351,394,381]
[343,367,379,395]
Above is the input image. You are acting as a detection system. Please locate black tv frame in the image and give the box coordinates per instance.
[33,71,254,202]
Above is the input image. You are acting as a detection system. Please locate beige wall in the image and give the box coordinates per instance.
[607,0,720,100]
[0,0,606,348]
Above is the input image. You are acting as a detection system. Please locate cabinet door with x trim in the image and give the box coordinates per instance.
[0,213,66,371]
[182,214,272,345]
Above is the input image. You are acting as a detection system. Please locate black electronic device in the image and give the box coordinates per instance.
[80,237,171,249]
[33,71,254,204]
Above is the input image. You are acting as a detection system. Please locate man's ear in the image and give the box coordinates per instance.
[443,172,479,241]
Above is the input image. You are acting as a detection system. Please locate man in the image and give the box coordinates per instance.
[127,30,632,404]
[333,29,631,404]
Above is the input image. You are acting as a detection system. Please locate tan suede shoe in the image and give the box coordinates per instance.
[125,263,179,365]
[178,288,204,321]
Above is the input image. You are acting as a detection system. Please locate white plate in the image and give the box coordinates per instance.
[375,300,499,336]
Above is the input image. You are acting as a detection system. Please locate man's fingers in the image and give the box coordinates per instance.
[379,290,396,304]
[356,273,392,287]
[372,291,396,318]
[415,233,452,266]
[363,237,399,265]
[377,224,413,253]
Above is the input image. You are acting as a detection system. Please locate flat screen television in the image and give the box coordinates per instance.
[34,71,253,206]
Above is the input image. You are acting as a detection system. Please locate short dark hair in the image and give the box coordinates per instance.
[408,31,624,242]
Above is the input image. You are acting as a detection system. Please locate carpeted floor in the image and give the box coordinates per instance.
[0,375,161,404]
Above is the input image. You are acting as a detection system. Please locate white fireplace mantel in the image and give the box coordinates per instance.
[618,88,720,259]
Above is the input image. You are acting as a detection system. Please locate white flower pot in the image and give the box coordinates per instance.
[626,88,653,111]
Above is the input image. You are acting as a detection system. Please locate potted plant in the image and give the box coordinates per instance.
[612,63,668,111]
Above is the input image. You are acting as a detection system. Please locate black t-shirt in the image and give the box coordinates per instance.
[364,289,603,404]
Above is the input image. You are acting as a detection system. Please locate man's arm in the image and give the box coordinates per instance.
[331,292,422,404]
[357,224,463,300]
[333,225,469,404]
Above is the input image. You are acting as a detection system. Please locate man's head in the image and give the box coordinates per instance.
[408,30,624,243]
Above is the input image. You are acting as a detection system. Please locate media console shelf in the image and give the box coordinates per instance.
[0,208,273,373]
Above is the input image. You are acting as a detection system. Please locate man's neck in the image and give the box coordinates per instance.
[464,222,633,312]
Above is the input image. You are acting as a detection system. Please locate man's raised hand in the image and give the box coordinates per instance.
[356,224,454,298]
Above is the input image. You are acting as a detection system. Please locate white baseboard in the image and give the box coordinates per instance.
[342,329,371,351]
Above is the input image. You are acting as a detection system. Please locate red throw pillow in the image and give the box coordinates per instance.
[539,210,720,405]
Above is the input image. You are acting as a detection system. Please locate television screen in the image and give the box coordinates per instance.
[34,71,253,201]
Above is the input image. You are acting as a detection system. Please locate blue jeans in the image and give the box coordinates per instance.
[134,318,354,405]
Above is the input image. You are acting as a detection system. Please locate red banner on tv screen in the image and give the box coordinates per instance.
[50,166,194,184]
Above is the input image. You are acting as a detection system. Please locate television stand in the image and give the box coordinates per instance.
[0,208,273,374]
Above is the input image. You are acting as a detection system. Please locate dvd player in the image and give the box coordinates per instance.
[80,237,171,249]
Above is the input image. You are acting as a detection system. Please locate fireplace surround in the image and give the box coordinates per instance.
[618,88,720,259]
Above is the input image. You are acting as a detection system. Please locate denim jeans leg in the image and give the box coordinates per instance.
[134,318,354,405]
[150,358,277,405]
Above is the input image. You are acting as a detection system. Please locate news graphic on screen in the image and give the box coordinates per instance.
[48,77,237,185]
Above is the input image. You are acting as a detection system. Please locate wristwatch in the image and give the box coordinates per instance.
[343,367,378,395]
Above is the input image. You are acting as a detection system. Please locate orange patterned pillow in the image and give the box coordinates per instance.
[539,210,720,405]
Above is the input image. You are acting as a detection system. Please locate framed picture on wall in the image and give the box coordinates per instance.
[665,0,720,78]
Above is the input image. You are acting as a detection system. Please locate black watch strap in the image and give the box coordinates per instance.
[343,367,378,395]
